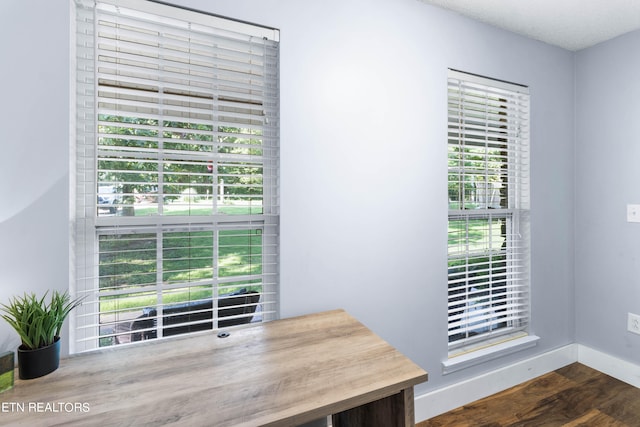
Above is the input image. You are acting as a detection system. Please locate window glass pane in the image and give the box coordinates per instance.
[217,126,264,215]
[97,228,266,345]
[448,254,508,342]
[98,115,160,216]
[97,116,265,217]
[219,229,262,280]
[448,217,506,258]
[162,120,216,215]
[447,141,509,210]
[98,233,158,346]
[162,231,214,284]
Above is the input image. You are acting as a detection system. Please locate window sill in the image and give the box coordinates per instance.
[442,334,540,375]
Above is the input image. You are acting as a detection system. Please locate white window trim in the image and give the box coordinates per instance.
[71,0,279,353]
[443,334,540,375]
[446,69,531,362]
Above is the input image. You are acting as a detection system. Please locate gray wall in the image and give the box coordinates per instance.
[0,0,576,395]
[0,1,71,353]
[575,31,640,363]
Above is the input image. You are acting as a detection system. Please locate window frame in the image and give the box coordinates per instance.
[72,0,279,353]
[446,69,531,356]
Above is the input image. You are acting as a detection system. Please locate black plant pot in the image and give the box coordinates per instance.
[17,337,60,380]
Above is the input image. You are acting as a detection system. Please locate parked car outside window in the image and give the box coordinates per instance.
[98,185,120,214]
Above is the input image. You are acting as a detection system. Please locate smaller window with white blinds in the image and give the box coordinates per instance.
[447,69,530,355]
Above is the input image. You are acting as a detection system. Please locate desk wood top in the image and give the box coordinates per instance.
[0,309,427,426]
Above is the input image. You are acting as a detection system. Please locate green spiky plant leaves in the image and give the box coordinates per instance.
[0,291,83,350]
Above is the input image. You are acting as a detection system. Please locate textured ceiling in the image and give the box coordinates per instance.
[419,0,640,51]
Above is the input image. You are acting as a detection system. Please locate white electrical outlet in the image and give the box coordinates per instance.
[628,313,640,335]
[628,205,640,222]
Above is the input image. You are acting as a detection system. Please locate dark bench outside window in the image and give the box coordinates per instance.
[130,289,260,341]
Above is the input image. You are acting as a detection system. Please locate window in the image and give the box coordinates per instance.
[73,0,279,352]
[447,69,530,356]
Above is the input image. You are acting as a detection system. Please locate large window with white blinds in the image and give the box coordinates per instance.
[447,69,530,355]
[73,0,279,352]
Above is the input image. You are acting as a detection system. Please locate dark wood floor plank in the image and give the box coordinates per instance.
[512,370,633,426]
[555,362,601,383]
[420,371,577,426]
[596,379,640,425]
[563,409,628,427]
[419,363,640,427]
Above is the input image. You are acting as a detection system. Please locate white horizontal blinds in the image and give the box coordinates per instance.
[73,0,279,352]
[447,70,530,350]
[94,2,276,217]
[75,0,100,353]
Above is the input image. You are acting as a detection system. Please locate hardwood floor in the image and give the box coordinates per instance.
[419,363,640,426]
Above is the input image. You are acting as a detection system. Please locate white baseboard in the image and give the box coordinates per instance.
[414,344,577,422]
[577,344,640,388]
[415,343,640,423]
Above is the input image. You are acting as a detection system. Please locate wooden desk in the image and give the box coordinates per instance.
[0,309,427,426]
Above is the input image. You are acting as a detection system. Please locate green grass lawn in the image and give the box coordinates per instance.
[98,203,264,316]
[99,281,261,314]
[0,353,14,392]
[448,218,505,257]
[0,371,13,392]
[133,204,262,216]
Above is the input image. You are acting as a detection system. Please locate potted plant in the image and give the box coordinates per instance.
[0,291,83,380]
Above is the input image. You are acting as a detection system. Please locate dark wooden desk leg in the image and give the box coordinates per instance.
[331,387,415,427]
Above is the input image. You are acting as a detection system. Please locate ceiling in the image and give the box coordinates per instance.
[419,0,640,51]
